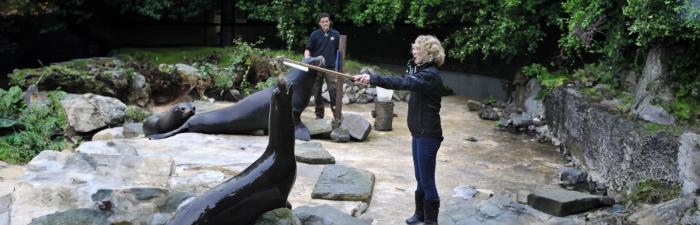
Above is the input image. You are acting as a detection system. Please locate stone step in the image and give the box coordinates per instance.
[527,188,613,217]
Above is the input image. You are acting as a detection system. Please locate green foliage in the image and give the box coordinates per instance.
[521,64,569,99]
[623,0,700,47]
[616,92,634,113]
[125,105,152,123]
[112,47,227,66]
[560,0,629,61]
[236,0,561,59]
[666,45,700,122]
[482,96,497,106]
[623,179,681,205]
[255,76,278,91]
[0,87,24,119]
[642,122,684,136]
[571,63,618,88]
[4,0,212,20]
[237,0,324,48]
[343,0,404,29]
[444,0,561,60]
[194,62,234,91]
[106,0,214,20]
[0,87,66,164]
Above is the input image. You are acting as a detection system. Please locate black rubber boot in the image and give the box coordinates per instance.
[423,199,440,225]
[405,191,424,225]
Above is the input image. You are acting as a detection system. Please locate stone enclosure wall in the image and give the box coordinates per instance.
[544,87,681,191]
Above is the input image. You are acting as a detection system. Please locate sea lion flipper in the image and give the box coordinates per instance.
[294,122,311,141]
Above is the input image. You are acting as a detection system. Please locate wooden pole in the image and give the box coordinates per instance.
[282,59,353,79]
[334,35,347,125]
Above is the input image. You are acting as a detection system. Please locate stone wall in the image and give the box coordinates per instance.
[544,87,681,191]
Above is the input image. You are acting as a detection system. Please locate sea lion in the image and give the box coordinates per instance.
[147,56,325,141]
[142,102,195,136]
[166,81,297,225]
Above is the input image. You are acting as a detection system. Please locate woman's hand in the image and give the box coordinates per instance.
[352,74,371,85]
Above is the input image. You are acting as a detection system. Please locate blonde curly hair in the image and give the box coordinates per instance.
[412,35,445,66]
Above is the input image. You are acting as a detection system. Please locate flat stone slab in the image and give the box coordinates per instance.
[312,165,375,202]
[340,114,371,141]
[527,188,610,216]
[295,142,335,164]
[254,208,301,225]
[442,195,578,225]
[27,208,109,225]
[293,205,370,225]
[307,119,333,136]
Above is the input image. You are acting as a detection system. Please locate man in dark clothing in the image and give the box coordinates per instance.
[305,13,340,119]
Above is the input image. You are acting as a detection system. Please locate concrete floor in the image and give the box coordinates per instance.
[289,95,567,224]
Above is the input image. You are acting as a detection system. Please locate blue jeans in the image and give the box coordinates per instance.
[412,136,442,201]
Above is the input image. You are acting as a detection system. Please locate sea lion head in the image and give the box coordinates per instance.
[173,102,195,118]
[270,79,294,147]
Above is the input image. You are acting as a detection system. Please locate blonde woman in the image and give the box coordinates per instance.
[353,35,446,225]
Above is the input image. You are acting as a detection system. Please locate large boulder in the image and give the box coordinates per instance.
[679,132,700,195]
[8,58,154,106]
[126,73,151,107]
[506,76,543,118]
[466,100,484,111]
[61,93,127,133]
[7,132,277,225]
[628,196,696,225]
[340,114,371,141]
[478,106,500,121]
[176,63,211,99]
[631,46,676,125]
[92,127,124,140]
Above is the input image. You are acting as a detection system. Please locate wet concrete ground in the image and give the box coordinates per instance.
[0,95,567,225]
[289,95,567,224]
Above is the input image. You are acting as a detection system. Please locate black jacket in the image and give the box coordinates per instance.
[370,61,444,138]
[305,28,340,68]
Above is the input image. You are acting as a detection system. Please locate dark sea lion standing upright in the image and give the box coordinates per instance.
[166,81,297,225]
[147,56,324,141]
[142,102,195,136]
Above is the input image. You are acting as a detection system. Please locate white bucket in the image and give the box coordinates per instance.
[376,86,394,102]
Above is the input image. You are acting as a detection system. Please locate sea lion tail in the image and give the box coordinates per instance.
[294,122,311,141]
[147,124,187,140]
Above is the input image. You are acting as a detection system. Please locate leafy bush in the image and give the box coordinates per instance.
[125,105,152,123]
[255,76,278,91]
[521,64,569,99]
[0,87,67,164]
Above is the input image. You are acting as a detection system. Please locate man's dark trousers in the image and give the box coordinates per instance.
[313,66,337,119]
